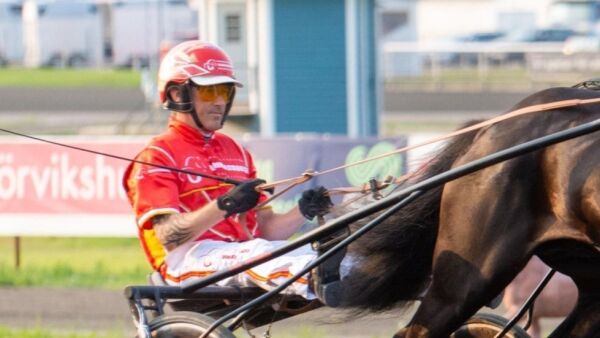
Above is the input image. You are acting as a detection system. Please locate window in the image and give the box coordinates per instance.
[225,14,241,42]
[381,11,408,36]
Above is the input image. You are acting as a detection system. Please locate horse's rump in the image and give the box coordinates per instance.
[343,86,600,317]
[449,87,600,250]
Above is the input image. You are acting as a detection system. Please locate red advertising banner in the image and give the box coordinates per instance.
[0,134,410,236]
[0,137,146,214]
[0,136,148,236]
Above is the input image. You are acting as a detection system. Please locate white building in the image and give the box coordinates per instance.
[377,0,595,77]
[36,2,103,67]
[0,1,23,65]
[111,0,198,68]
[378,0,565,43]
[3,0,197,68]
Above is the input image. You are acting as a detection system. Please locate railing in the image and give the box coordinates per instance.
[380,41,600,92]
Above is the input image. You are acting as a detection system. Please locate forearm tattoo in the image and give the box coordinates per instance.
[153,214,194,249]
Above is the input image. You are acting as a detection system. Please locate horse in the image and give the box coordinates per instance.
[503,256,578,338]
[338,85,600,337]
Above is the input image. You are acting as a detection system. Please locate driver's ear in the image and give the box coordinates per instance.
[168,86,182,103]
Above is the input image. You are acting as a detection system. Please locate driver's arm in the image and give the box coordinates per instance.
[257,207,305,240]
[152,201,226,251]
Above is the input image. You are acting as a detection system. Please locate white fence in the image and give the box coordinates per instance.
[380,41,600,91]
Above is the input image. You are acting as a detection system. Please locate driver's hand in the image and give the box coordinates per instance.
[217,179,265,217]
[298,186,333,220]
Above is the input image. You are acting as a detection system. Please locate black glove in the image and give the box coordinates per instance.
[217,179,265,217]
[298,186,333,220]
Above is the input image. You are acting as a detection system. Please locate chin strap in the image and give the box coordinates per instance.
[222,87,235,126]
[189,108,206,132]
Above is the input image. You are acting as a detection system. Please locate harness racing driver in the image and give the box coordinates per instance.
[123,40,342,305]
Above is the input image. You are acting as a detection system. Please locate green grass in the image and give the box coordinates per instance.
[0,237,149,289]
[0,325,366,338]
[0,68,141,88]
[236,326,389,338]
[0,326,123,338]
[236,326,330,338]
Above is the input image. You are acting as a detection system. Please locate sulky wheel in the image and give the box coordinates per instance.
[451,312,530,338]
[146,311,236,338]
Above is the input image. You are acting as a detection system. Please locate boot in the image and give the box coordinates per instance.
[310,227,349,307]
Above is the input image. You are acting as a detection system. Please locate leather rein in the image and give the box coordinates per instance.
[3,96,600,209]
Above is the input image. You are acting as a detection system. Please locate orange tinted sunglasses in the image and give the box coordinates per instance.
[194,84,234,102]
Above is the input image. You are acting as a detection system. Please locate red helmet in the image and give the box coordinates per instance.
[158,40,243,103]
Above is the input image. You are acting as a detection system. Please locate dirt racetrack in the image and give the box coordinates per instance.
[0,287,566,337]
[0,287,408,337]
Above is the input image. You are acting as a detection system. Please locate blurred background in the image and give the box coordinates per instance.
[0,1,595,337]
[1,0,599,136]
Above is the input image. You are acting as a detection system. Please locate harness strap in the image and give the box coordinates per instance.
[255,170,315,209]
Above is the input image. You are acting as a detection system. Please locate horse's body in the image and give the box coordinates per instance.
[503,256,578,338]
[342,86,600,337]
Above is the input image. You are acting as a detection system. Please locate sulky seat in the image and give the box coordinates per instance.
[145,271,321,329]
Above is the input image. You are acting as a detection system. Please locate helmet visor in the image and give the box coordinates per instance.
[190,75,243,88]
[194,84,235,102]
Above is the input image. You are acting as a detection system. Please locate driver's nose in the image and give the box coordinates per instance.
[213,93,228,106]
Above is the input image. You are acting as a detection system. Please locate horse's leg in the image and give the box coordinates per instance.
[395,247,528,337]
[395,171,534,337]
[394,245,529,337]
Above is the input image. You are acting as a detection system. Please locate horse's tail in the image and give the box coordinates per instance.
[340,121,482,312]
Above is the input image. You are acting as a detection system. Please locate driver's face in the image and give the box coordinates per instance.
[190,84,234,132]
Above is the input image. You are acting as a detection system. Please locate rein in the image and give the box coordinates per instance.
[257,96,600,200]
[3,96,600,205]
[0,128,244,186]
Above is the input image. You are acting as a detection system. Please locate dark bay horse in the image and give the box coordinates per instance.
[341,86,600,337]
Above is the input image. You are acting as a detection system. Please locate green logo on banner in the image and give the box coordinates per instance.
[255,159,274,183]
[345,142,402,187]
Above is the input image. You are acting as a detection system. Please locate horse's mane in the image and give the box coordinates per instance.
[340,121,482,312]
